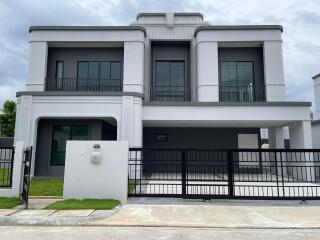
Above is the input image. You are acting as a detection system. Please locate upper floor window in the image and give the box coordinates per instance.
[77,61,122,91]
[220,61,261,102]
[153,61,187,101]
[55,61,64,90]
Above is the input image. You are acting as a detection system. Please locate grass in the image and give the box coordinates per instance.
[0,168,11,187]
[44,199,120,210]
[29,178,64,196]
[128,179,138,193]
[0,197,22,209]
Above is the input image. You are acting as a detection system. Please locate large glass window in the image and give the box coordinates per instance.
[220,61,254,101]
[55,61,64,90]
[77,61,122,91]
[154,61,185,101]
[51,125,88,166]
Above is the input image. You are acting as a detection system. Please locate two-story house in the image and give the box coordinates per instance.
[14,12,312,178]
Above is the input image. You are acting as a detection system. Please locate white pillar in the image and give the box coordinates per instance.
[27,42,48,91]
[263,41,285,101]
[123,41,144,94]
[268,126,284,149]
[289,121,314,181]
[14,96,33,145]
[197,41,219,102]
[313,74,320,120]
[289,121,313,149]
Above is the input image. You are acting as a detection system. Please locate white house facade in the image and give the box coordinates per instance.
[312,73,320,148]
[15,12,313,178]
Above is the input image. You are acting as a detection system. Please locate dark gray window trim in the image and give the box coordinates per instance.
[312,120,320,125]
[29,26,147,37]
[194,25,283,37]
[143,101,311,107]
[16,91,144,98]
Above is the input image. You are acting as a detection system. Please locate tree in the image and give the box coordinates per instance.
[0,100,16,137]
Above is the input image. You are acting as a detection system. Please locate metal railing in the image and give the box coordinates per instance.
[151,86,190,102]
[219,85,266,102]
[45,78,122,92]
[21,146,32,209]
[128,148,320,200]
[0,147,14,188]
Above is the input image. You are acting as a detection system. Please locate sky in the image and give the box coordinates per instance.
[0,0,319,109]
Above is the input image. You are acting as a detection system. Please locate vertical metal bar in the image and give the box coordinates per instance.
[274,151,280,197]
[9,147,15,187]
[181,150,186,198]
[227,150,234,197]
[279,150,285,198]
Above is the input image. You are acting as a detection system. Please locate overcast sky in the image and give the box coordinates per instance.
[0,0,319,109]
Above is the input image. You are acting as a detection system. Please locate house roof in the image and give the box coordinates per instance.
[29,26,147,36]
[312,73,320,80]
[136,12,204,20]
[194,25,283,36]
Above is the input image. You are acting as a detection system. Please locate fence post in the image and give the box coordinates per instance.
[274,151,280,197]
[9,147,15,187]
[227,150,234,197]
[181,150,187,198]
[279,151,285,198]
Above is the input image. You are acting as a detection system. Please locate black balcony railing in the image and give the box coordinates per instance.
[45,78,122,92]
[151,86,190,102]
[219,85,266,102]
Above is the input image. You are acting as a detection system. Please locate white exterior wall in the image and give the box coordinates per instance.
[123,41,144,94]
[268,126,285,148]
[197,42,219,101]
[289,121,313,149]
[27,42,48,91]
[63,141,128,203]
[312,123,320,148]
[263,41,285,101]
[314,76,320,120]
[14,95,143,176]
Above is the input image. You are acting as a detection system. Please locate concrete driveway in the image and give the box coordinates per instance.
[91,201,320,228]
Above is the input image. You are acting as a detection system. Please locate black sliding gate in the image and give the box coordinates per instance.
[128,148,320,200]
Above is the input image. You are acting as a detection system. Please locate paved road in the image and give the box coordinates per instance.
[1,226,320,240]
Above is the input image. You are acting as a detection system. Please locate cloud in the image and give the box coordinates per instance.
[0,0,319,110]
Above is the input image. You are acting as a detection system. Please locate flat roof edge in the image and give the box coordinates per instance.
[143,101,311,107]
[312,73,320,80]
[136,12,204,20]
[16,91,144,98]
[29,26,147,36]
[194,25,283,36]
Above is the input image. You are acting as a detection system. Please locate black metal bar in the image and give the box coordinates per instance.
[181,150,186,197]
[227,150,234,197]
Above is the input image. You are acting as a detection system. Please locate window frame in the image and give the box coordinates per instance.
[55,61,64,90]
[219,61,255,87]
[76,61,123,91]
[50,124,89,166]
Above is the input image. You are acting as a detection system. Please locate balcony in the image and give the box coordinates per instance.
[219,85,266,102]
[45,78,122,92]
[150,86,190,102]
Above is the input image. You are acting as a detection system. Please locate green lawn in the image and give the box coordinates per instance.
[0,197,22,209]
[44,199,120,210]
[0,168,11,187]
[128,179,138,193]
[29,178,64,196]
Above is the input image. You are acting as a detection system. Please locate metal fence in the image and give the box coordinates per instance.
[128,148,320,200]
[21,147,32,209]
[150,86,190,102]
[219,85,266,102]
[0,147,14,188]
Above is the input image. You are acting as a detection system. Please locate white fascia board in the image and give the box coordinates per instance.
[30,30,145,43]
[142,105,310,122]
[196,29,282,44]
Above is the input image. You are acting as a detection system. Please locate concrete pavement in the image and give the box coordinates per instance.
[92,203,320,228]
[1,226,320,240]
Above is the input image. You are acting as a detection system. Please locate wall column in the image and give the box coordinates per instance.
[263,41,285,101]
[313,75,320,120]
[268,126,284,149]
[27,42,48,91]
[123,41,144,94]
[197,41,219,102]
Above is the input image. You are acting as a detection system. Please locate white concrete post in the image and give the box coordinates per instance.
[263,41,285,101]
[123,41,144,94]
[197,41,219,102]
[313,74,320,120]
[14,96,33,144]
[289,121,314,181]
[27,42,48,91]
[268,126,285,149]
[0,141,25,197]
